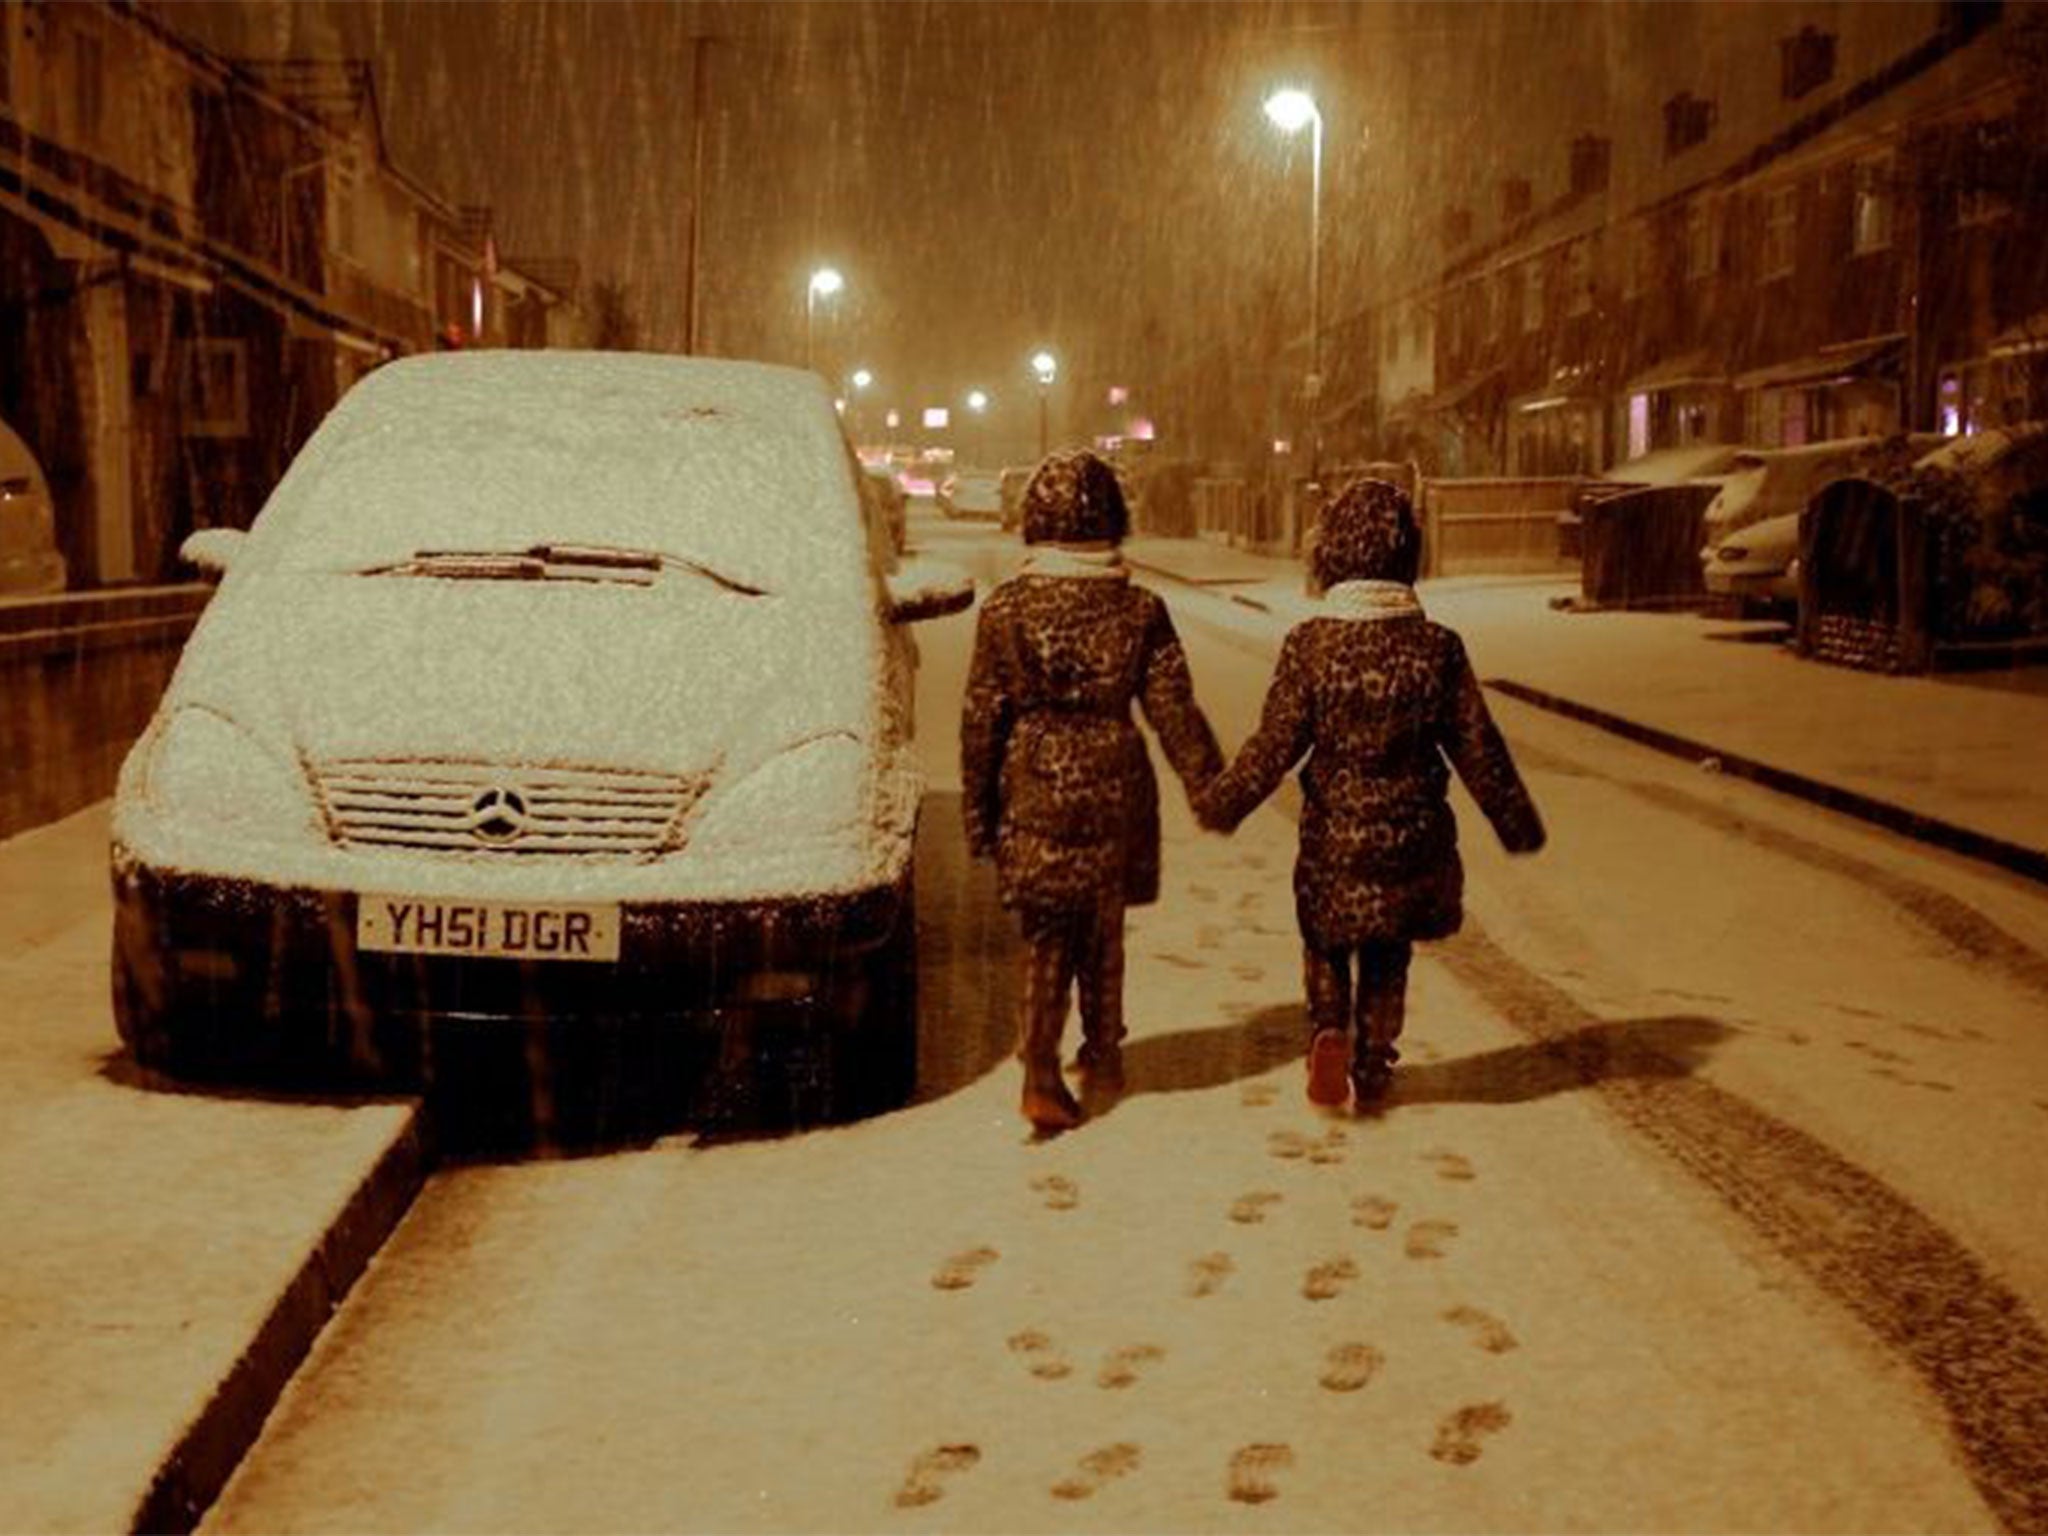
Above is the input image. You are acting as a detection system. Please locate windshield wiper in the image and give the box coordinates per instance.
[526,543,768,596]
[360,544,768,596]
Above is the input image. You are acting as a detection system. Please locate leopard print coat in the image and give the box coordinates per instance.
[961,566,1222,912]
[1197,608,1544,948]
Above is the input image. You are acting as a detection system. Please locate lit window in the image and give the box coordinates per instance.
[1852,155,1894,254]
[1566,240,1594,317]
[1685,202,1720,284]
[1762,185,1797,279]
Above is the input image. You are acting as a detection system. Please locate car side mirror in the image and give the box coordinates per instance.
[179,526,247,577]
[886,556,975,624]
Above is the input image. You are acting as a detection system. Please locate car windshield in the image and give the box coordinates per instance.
[245,358,858,595]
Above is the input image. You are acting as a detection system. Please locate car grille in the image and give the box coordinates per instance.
[315,759,700,857]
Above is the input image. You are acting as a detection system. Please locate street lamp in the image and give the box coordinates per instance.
[966,388,990,464]
[1031,350,1057,459]
[1264,86,1324,482]
[804,265,844,373]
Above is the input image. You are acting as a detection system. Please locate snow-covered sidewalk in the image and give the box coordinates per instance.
[0,806,424,1533]
[1124,535,2048,884]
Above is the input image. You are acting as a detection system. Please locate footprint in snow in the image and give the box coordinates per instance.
[1319,1341,1384,1392]
[1096,1343,1165,1390]
[1188,884,1219,903]
[931,1246,1000,1291]
[1196,925,1225,950]
[1031,1174,1079,1211]
[1405,1220,1458,1261]
[1007,1329,1074,1380]
[1239,1082,1279,1108]
[1429,1402,1512,1466]
[1155,952,1205,971]
[1231,961,1266,982]
[1424,1149,1477,1182]
[893,1443,982,1507]
[1229,1191,1283,1225]
[1302,1256,1359,1301]
[1051,1443,1142,1501]
[1226,1443,1295,1504]
[1443,1304,1518,1353]
[1351,1194,1399,1230]
[1186,1251,1235,1298]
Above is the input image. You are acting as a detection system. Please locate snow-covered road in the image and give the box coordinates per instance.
[198,515,2048,1533]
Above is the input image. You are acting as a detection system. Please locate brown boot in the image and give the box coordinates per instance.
[1022,1071,1084,1132]
[1307,1027,1351,1108]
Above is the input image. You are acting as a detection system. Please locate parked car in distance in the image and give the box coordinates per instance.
[937,466,1003,520]
[0,415,65,596]
[998,465,1033,530]
[1701,510,1801,610]
[110,351,975,1142]
[1700,434,1947,548]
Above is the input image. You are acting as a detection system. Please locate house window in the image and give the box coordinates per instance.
[72,27,104,140]
[1664,91,1715,158]
[1627,393,1651,459]
[1959,118,2016,226]
[1522,262,1543,334]
[1684,201,1720,284]
[1761,185,1797,279]
[182,340,250,438]
[1565,240,1594,317]
[1780,26,1836,100]
[1852,155,1894,254]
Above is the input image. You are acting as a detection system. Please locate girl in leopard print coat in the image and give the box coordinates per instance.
[1195,478,1545,1109]
[961,449,1222,1132]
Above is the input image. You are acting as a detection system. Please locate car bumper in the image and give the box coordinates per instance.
[1703,568,1795,602]
[111,853,910,1136]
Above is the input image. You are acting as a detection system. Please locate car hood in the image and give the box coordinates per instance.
[173,571,879,779]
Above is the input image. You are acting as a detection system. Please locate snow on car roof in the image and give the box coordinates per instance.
[248,351,863,592]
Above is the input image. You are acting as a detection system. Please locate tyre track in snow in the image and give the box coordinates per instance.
[1172,582,2048,1529]
[1433,920,2048,1534]
[1505,736,2048,1004]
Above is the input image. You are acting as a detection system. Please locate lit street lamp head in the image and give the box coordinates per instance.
[808,266,845,299]
[966,389,989,413]
[851,368,873,390]
[1031,350,1057,386]
[1263,87,1320,134]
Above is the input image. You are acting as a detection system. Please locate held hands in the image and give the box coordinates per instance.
[1191,774,1238,835]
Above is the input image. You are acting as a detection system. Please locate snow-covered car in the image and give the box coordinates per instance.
[1701,510,1801,609]
[0,414,65,596]
[1699,434,1947,548]
[936,467,1003,519]
[110,351,974,1133]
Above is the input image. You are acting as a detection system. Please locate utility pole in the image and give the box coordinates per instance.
[682,34,715,354]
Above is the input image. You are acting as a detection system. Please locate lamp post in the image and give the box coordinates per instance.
[966,388,990,465]
[1264,87,1323,483]
[1031,350,1057,459]
[804,265,844,373]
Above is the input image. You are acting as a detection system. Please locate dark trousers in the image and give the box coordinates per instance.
[1018,900,1127,1079]
[1303,939,1412,1064]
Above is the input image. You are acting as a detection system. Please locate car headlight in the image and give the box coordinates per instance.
[143,708,319,841]
[689,734,867,854]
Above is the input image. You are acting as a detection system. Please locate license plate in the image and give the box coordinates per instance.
[356,895,620,962]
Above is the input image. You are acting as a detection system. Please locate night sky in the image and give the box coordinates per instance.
[166,2,1871,454]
